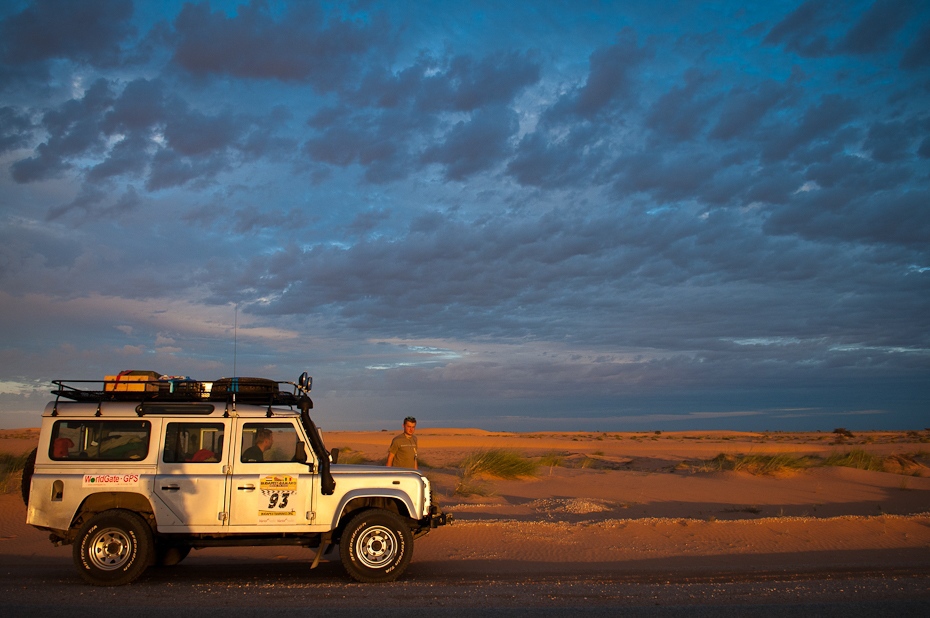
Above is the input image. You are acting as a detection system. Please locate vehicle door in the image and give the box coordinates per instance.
[227,420,315,530]
[153,420,230,531]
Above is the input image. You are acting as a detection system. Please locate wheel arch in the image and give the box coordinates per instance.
[71,492,156,536]
[331,490,415,538]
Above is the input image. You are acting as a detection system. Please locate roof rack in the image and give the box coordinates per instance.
[51,377,302,408]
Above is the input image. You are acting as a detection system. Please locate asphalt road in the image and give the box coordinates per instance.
[1,556,928,617]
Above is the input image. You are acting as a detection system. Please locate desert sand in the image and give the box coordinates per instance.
[2,427,929,598]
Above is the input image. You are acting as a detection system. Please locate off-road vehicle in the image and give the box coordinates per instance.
[21,371,450,586]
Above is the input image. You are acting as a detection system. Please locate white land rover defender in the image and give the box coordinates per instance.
[21,372,450,586]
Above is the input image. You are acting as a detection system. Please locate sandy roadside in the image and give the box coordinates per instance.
[2,427,929,579]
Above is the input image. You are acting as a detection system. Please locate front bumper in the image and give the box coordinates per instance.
[429,504,453,528]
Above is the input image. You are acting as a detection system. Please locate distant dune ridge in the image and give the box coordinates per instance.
[2,428,928,578]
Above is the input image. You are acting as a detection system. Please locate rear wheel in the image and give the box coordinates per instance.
[73,510,154,586]
[340,510,413,583]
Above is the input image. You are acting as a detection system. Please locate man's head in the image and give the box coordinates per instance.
[403,416,416,436]
[255,429,273,451]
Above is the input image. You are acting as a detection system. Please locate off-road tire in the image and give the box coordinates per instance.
[73,509,154,586]
[340,509,413,583]
[20,448,36,507]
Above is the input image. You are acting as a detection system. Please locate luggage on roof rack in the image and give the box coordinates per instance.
[209,377,301,406]
[104,370,161,393]
[209,377,279,404]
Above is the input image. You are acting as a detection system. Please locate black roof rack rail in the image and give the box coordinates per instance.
[50,378,302,407]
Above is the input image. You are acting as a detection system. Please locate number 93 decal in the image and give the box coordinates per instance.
[266,491,290,509]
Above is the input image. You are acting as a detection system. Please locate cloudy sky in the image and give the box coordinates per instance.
[1,0,928,432]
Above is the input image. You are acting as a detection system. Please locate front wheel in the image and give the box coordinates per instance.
[340,510,413,583]
[73,510,154,586]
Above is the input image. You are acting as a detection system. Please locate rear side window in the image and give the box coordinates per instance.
[49,420,151,461]
[163,422,226,463]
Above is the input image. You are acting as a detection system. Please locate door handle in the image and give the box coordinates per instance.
[237,484,256,491]
[161,484,180,491]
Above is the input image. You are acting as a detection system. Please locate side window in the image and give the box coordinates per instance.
[240,423,300,463]
[163,422,226,463]
[49,420,151,461]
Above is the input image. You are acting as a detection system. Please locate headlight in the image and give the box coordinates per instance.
[421,475,431,517]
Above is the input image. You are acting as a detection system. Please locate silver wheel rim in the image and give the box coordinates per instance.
[88,527,133,571]
[355,525,397,569]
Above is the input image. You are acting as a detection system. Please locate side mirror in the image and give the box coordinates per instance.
[294,441,308,464]
[330,448,339,464]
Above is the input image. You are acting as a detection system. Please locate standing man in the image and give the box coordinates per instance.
[386,416,418,469]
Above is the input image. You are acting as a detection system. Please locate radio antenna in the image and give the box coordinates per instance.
[233,303,238,377]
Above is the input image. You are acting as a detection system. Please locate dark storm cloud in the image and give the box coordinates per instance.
[101,78,170,133]
[507,124,605,189]
[765,187,930,247]
[613,149,732,204]
[0,219,83,287]
[645,69,720,143]
[837,0,913,54]
[350,50,541,113]
[164,109,242,156]
[0,106,34,153]
[864,120,919,163]
[421,106,519,180]
[145,147,229,191]
[761,94,858,163]
[763,0,843,57]
[171,1,392,89]
[11,79,115,183]
[0,0,135,67]
[10,74,281,204]
[569,28,651,119]
[303,108,409,182]
[709,80,793,141]
[302,50,540,182]
[87,132,151,182]
[201,203,928,397]
[900,22,930,69]
[415,51,542,113]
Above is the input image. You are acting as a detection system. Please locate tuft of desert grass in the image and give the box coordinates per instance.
[453,449,536,496]
[0,451,31,495]
[459,448,537,479]
[822,449,885,472]
[698,448,928,477]
[702,453,816,475]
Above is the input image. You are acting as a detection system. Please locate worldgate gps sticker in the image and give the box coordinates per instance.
[259,474,298,523]
[82,473,141,487]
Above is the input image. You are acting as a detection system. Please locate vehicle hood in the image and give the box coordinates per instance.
[330,463,423,476]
